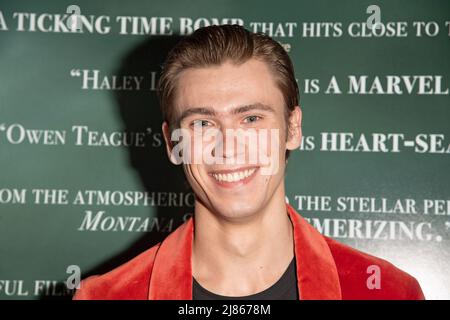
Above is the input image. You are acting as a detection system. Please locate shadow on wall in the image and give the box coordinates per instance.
[40,35,192,300]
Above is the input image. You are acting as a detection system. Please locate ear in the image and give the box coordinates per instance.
[286,106,302,151]
[161,121,179,165]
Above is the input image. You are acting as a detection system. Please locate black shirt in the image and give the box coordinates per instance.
[192,258,299,300]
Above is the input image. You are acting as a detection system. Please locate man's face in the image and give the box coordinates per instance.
[162,58,301,221]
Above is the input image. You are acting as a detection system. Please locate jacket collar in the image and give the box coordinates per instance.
[148,203,341,299]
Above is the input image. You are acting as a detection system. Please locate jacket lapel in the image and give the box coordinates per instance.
[148,217,194,299]
[148,204,342,300]
[287,204,342,299]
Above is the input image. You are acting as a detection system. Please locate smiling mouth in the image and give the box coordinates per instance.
[209,167,259,185]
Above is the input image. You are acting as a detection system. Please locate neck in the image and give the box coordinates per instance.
[192,184,294,296]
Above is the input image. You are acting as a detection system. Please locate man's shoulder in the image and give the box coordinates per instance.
[324,236,424,299]
[73,243,160,300]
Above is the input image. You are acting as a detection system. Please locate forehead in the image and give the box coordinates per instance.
[173,58,284,115]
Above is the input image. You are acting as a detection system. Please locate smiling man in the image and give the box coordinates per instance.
[73,25,424,300]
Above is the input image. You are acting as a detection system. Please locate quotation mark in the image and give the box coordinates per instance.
[0,124,5,131]
[435,222,450,242]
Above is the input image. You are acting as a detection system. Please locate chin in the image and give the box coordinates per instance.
[210,201,263,221]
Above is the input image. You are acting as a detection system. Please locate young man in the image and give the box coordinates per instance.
[73,25,424,300]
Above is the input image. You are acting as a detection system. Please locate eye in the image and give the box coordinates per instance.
[191,119,211,128]
[243,115,261,123]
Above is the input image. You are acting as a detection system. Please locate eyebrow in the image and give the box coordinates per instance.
[177,103,276,125]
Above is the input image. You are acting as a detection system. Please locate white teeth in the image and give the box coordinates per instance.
[212,168,256,183]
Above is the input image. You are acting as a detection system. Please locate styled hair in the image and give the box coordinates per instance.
[157,24,299,158]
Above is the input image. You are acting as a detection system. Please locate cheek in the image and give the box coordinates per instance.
[183,164,207,194]
[173,132,203,166]
[256,128,283,176]
[183,162,198,179]
[190,136,203,164]
[183,164,198,187]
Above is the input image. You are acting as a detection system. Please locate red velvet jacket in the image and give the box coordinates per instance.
[73,204,424,300]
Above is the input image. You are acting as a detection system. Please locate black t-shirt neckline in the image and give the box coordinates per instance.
[192,257,299,300]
